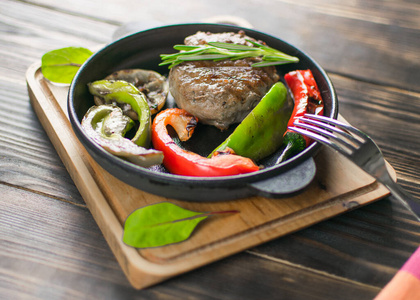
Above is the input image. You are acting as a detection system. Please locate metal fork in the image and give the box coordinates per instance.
[289,114,420,221]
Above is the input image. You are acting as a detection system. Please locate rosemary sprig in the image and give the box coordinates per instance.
[159,39,299,69]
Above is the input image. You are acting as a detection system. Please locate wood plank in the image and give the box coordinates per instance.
[0,184,383,300]
[0,0,115,83]
[24,0,420,91]
[27,0,420,31]
[251,196,420,287]
[330,74,420,195]
[0,0,116,205]
[0,80,84,204]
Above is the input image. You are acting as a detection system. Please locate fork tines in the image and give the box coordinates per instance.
[289,114,368,155]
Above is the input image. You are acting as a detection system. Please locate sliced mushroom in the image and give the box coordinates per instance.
[94,69,168,118]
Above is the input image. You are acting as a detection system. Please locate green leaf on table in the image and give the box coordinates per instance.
[123,202,238,248]
[41,47,93,84]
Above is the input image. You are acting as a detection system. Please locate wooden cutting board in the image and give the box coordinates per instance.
[26,62,395,289]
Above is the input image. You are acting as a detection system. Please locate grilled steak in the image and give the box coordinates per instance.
[168,31,280,130]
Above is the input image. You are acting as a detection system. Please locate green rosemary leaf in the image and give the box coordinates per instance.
[229,52,262,60]
[178,54,231,61]
[173,44,201,50]
[251,60,295,67]
[160,39,299,68]
[158,60,176,66]
[263,54,299,62]
[207,42,259,51]
[246,39,270,49]
[230,55,253,60]
[160,48,205,59]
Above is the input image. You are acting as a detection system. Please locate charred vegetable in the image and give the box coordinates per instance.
[81,105,163,167]
[151,108,260,177]
[88,80,152,148]
[277,69,324,163]
[101,69,168,115]
[210,82,293,162]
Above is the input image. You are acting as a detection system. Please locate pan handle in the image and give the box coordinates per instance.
[248,158,316,198]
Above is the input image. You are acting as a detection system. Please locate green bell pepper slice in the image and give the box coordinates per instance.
[88,80,151,148]
[81,104,163,167]
[210,82,293,162]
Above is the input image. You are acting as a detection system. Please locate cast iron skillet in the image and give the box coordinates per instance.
[68,23,338,201]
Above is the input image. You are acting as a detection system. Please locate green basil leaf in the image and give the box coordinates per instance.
[41,47,93,84]
[123,202,208,248]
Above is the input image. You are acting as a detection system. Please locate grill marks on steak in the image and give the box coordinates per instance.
[168,31,280,130]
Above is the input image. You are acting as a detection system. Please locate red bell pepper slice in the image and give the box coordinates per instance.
[284,69,324,146]
[151,108,260,177]
[277,69,324,163]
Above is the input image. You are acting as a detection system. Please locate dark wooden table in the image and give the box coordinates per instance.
[2,0,420,299]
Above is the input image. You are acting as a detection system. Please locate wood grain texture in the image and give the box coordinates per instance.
[251,196,420,286]
[26,0,420,91]
[2,183,395,300]
[330,74,420,198]
[0,0,115,205]
[1,0,420,298]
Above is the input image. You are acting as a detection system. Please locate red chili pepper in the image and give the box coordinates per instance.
[151,108,260,177]
[285,69,324,145]
[277,69,324,162]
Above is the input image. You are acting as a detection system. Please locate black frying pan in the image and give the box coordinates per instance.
[68,23,338,201]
